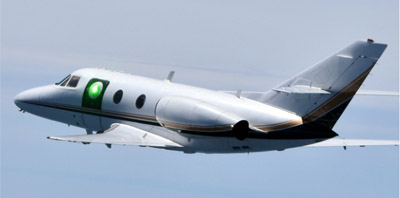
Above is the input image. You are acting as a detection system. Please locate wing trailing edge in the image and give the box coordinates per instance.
[48,123,182,148]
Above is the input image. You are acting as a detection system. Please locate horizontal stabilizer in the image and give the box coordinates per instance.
[306,138,399,147]
[273,85,331,94]
[48,123,182,148]
[356,90,399,96]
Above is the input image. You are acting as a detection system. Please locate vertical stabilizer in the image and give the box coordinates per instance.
[260,40,387,129]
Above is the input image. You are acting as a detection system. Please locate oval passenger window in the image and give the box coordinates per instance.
[136,94,146,109]
[113,90,123,104]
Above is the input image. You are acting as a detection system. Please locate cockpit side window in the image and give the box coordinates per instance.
[67,76,81,88]
[56,74,71,86]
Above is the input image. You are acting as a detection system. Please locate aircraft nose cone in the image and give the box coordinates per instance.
[14,87,43,109]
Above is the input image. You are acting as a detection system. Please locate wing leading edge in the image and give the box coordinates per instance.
[48,123,182,148]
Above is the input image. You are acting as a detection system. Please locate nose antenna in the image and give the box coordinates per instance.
[18,108,25,113]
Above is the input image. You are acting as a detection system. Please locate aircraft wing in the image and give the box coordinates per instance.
[48,123,182,148]
[306,138,399,147]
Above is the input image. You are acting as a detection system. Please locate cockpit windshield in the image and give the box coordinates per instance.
[67,76,80,87]
[56,74,71,86]
[55,74,80,88]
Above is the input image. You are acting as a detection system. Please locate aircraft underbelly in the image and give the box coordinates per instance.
[166,136,327,154]
[82,114,103,131]
[124,124,326,154]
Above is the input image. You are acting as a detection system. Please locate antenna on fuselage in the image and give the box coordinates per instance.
[236,89,242,98]
[165,71,175,82]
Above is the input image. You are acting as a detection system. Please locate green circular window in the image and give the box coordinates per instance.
[88,81,103,99]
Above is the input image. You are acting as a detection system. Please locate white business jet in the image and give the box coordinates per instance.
[14,39,399,153]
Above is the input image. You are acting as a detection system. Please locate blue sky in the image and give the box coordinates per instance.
[1,0,399,197]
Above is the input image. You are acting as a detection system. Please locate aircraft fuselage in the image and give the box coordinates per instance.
[15,68,329,153]
[16,40,391,153]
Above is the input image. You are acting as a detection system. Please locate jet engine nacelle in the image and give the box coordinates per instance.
[155,96,248,140]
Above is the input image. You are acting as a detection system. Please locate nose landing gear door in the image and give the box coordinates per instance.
[82,78,109,131]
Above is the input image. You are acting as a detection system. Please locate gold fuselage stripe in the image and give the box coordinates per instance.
[23,100,303,133]
[255,119,303,131]
[159,118,303,132]
[303,63,375,122]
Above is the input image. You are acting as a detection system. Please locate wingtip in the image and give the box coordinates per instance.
[47,136,60,141]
